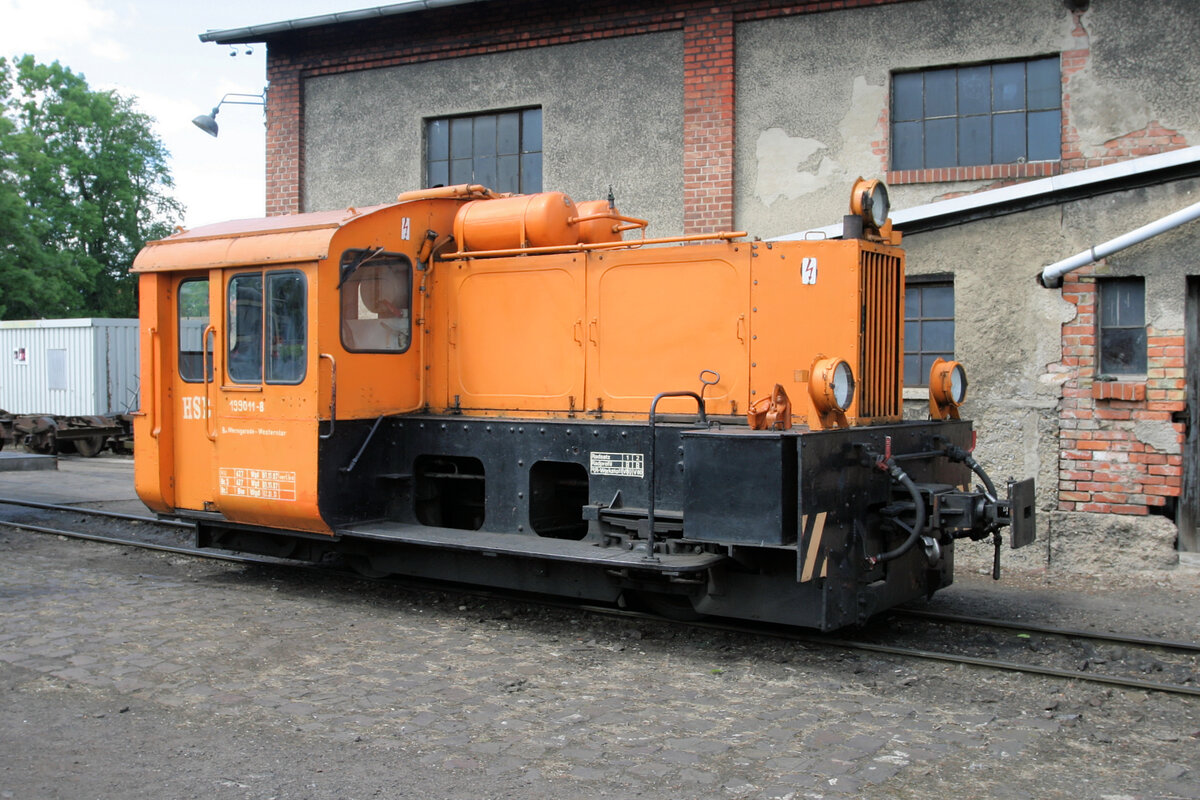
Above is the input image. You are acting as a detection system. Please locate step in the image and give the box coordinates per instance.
[338,520,724,573]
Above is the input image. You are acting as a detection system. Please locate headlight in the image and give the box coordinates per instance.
[850,178,890,229]
[810,357,856,415]
[831,360,856,410]
[929,358,968,419]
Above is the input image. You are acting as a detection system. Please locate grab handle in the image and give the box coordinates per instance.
[319,353,337,439]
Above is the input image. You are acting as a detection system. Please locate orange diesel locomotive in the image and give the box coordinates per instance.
[132,181,1034,630]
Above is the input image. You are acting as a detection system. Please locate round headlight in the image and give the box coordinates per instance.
[850,178,890,229]
[866,182,889,228]
[948,362,967,404]
[810,357,856,415]
[928,358,968,419]
[831,360,856,411]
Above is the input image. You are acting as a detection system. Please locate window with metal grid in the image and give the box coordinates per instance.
[904,279,954,387]
[891,56,1061,170]
[1098,277,1147,376]
[426,108,542,194]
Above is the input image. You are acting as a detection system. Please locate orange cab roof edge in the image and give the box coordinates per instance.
[131,204,393,273]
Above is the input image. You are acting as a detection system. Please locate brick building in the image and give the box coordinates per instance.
[201,0,1200,568]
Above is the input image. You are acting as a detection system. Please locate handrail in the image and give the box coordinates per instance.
[202,325,217,441]
[148,326,161,438]
[319,353,337,439]
[445,231,747,260]
[644,389,709,562]
[395,184,501,203]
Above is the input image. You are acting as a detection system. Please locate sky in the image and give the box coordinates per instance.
[0,0,376,228]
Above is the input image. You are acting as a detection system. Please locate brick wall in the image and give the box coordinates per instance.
[1053,268,1186,516]
[682,8,735,231]
[260,0,914,226]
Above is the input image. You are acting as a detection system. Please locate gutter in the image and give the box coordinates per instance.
[199,0,487,43]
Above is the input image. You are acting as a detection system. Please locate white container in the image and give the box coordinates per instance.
[0,319,139,416]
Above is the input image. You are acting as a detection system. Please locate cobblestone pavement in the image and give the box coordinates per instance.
[1,460,1198,799]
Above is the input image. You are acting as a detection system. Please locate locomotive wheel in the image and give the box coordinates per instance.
[73,436,106,458]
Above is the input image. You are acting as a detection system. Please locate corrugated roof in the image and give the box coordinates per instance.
[199,0,487,44]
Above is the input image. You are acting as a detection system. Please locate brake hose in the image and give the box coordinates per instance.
[866,460,926,566]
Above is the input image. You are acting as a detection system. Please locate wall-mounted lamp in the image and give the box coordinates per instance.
[191,90,266,137]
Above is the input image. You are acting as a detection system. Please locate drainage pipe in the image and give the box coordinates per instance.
[1038,198,1200,288]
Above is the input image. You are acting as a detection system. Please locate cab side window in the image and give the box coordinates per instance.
[340,251,413,353]
[227,270,307,384]
[228,274,263,383]
[267,272,307,382]
[178,278,212,382]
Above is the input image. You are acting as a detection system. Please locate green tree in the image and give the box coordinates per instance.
[0,55,183,319]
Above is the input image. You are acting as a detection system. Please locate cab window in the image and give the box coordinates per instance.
[340,250,413,353]
[178,278,212,382]
[227,270,307,384]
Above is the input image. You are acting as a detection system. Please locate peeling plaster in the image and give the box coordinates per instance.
[1132,419,1182,455]
[838,76,887,174]
[753,76,886,207]
[1068,70,1153,156]
[754,128,831,205]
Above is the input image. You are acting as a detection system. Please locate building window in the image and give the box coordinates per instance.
[891,56,1061,170]
[904,278,954,387]
[1098,277,1147,376]
[426,108,542,194]
[227,270,307,385]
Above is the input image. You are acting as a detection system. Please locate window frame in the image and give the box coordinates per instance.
[904,275,955,389]
[1097,276,1147,378]
[425,107,543,194]
[890,56,1062,172]
[264,271,308,384]
[339,250,415,355]
[225,269,308,386]
[178,277,212,383]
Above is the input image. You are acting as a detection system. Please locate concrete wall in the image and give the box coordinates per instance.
[735,0,1200,238]
[904,175,1200,572]
[303,33,684,238]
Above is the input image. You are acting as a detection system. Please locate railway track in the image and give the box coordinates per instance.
[2,495,1198,697]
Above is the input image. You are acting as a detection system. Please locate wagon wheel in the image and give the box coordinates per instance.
[74,436,106,458]
[23,432,55,455]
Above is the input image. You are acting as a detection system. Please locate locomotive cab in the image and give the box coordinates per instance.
[132,182,1035,631]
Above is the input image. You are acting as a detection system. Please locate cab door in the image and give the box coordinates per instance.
[167,272,219,512]
[210,264,327,533]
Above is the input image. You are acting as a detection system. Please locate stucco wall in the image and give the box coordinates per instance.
[735,0,1200,238]
[903,176,1200,567]
[902,208,1073,514]
[303,33,684,238]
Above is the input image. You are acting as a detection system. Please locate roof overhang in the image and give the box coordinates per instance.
[199,0,488,44]
[132,205,389,272]
[775,146,1200,241]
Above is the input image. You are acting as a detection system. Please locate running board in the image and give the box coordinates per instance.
[338,521,725,574]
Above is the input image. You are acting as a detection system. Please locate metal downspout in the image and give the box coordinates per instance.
[1038,198,1200,288]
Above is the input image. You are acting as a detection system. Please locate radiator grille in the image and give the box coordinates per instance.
[858,249,903,420]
